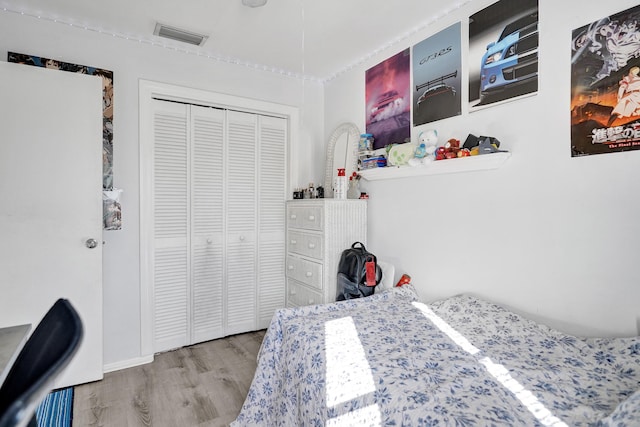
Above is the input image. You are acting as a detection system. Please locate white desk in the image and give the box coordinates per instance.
[0,324,31,386]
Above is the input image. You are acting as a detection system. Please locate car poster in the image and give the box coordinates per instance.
[365,48,411,150]
[571,5,640,157]
[468,0,538,110]
[413,22,462,126]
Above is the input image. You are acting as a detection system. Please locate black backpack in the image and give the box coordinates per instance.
[336,242,382,301]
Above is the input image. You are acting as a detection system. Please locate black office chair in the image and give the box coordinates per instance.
[0,299,84,427]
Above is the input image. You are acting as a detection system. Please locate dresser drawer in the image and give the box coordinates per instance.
[287,205,323,231]
[287,230,323,260]
[287,280,323,307]
[286,255,323,290]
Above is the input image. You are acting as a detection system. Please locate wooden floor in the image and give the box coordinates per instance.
[73,330,265,427]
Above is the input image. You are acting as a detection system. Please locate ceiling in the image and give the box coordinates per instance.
[1,0,476,82]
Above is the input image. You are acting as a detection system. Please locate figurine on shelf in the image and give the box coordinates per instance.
[463,134,508,156]
[408,129,438,166]
[347,172,361,199]
[435,138,464,160]
[474,137,509,155]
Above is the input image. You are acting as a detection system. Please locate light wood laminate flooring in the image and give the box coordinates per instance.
[73,330,265,427]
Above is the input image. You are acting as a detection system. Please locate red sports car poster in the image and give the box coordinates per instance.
[571,5,640,156]
[365,48,411,150]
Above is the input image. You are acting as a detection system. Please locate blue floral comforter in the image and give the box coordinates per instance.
[232,287,640,426]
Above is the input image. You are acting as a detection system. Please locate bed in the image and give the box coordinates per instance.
[232,285,640,426]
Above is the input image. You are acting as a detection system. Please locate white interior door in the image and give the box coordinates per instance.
[0,61,103,387]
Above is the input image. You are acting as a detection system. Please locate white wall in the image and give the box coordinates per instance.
[0,11,324,367]
[325,0,640,337]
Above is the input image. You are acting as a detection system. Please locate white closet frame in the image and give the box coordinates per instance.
[139,80,298,358]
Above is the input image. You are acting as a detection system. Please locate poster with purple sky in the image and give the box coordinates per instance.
[365,48,411,150]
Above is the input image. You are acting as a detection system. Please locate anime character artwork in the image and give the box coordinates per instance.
[8,52,114,187]
[571,5,640,156]
[365,49,411,150]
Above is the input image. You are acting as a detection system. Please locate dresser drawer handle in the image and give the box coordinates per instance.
[290,289,297,296]
[308,215,315,221]
[290,239,297,245]
[290,214,297,220]
[308,243,315,249]
[308,298,315,304]
[288,265,294,270]
[305,271,313,277]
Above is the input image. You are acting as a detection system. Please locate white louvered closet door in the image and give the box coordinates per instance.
[191,105,225,343]
[257,116,287,328]
[150,100,286,353]
[225,111,258,335]
[152,100,190,352]
[152,101,227,352]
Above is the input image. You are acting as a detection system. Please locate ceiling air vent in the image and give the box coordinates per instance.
[153,23,208,46]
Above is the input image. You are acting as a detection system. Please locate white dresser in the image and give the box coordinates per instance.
[285,199,367,307]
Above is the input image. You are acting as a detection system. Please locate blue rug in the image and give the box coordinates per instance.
[36,388,73,427]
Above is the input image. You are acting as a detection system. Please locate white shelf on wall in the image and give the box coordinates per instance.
[358,152,511,181]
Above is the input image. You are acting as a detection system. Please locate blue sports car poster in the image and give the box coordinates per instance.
[468,0,538,110]
[412,22,462,126]
[571,4,640,157]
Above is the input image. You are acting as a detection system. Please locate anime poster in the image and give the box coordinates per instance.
[8,52,114,189]
[413,22,462,126]
[103,189,123,231]
[571,5,640,156]
[468,0,538,109]
[365,48,411,150]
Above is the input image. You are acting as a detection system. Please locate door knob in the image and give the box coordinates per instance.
[85,238,98,249]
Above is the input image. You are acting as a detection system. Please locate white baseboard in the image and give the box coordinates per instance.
[103,354,154,374]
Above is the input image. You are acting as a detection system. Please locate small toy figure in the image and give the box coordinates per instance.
[409,129,438,166]
[414,143,427,158]
[435,138,461,160]
[395,274,411,287]
[475,137,508,155]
